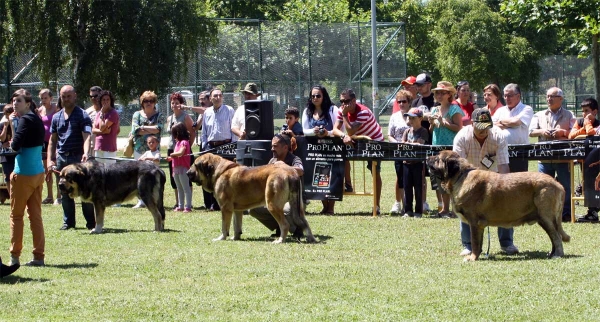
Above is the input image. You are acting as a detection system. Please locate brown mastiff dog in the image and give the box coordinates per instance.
[187,153,316,243]
[427,150,570,261]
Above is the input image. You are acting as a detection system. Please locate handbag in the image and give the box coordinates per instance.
[123,134,134,158]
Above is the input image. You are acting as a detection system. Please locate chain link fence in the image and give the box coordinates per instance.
[1,20,406,127]
[3,20,597,124]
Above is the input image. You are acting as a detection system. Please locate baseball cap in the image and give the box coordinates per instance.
[401,76,417,86]
[471,108,493,130]
[415,73,432,85]
[404,107,423,118]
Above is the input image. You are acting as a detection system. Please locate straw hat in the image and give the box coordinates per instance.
[431,81,457,96]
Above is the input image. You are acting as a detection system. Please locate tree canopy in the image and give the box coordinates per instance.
[501,0,600,99]
[1,0,216,102]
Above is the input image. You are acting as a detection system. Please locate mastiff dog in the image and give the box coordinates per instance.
[427,150,570,261]
[187,153,315,243]
[58,160,166,233]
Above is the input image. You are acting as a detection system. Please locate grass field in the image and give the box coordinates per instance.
[0,157,598,321]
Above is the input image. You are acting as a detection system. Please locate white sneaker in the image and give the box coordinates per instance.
[460,248,472,256]
[423,202,430,212]
[390,201,402,214]
[132,201,146,209]
[501,245,519,255]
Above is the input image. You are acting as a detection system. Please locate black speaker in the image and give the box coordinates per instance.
[245,100,274,140]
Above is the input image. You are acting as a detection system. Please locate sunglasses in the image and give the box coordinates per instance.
[434,91,449,96]
[89,95,98,99]
[311,94,322,99]
[397,100,408,104]
[142,100,155,104]
[339,99,352,104]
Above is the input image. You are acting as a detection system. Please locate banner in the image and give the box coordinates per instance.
[295,137,345,201]
[351,139,588,161]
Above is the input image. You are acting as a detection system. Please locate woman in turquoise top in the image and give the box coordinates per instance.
[429,81,464,217]
[9,89,46,267]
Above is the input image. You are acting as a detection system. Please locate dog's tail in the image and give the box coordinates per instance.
[288,175,316,243]
[158,169,166,221]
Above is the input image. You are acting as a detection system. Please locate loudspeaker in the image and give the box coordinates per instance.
[245,100,274,140]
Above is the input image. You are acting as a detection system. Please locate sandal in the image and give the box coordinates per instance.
[42,197,54,204]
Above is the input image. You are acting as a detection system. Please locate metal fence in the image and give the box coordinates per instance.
[0,20,407,126]
[2,20,597,123]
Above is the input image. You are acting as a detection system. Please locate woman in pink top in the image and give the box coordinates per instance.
[166,123,192,213]
[453,81,477,126]
[482,84,503,116]
[37,88,59,204]
[92,90,120,164]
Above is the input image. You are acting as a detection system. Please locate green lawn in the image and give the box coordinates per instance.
[0,159,597,321]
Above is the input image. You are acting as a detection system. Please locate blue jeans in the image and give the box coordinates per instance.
[460,221,514,251]
[57,153,95,229]
[538,162,571,217]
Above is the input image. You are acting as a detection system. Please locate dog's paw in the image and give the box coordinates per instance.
[232,234,242,240]
[272,237,284,244]
[90,228,103,234]
[463,254,477,262]
[305,235,317,243]
[212,234,227,241]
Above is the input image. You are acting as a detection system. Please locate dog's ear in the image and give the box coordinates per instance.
[201,159,214,177]
[445,156,462,179]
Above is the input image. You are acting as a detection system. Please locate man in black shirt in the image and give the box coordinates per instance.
[245,133,305,238]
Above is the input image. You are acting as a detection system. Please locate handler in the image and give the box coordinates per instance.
[47,85,96,231]
[452,108,519,256]
[245,133,304,238]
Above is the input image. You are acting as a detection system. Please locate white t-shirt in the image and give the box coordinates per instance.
[231,105,245,134]
[139,149,161,165]
[492,102,533,145]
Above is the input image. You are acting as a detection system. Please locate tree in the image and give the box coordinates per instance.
[431,0,547,91]
[1,0,216,102]
[502,0,600,99]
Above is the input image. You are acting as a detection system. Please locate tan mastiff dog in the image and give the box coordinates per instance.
[187,153,316,243]
[427,150,570,261]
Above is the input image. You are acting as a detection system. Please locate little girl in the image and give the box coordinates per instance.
[167,123,192,213]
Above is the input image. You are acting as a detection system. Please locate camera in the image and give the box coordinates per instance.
[281,124,288,132]
[318,125,325,135]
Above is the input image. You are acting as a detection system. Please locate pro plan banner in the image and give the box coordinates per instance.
[294,136,346,201]
[351,139,588,161]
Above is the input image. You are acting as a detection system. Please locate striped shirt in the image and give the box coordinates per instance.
[201,104,236,150]
[50,106,92,155]
[337,103,383,141]
[453,126,509,173]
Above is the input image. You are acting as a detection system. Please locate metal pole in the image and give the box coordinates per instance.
[5,53,10,103]
[371,0,379,122]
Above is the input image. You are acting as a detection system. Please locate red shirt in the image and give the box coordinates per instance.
[337,103,383,141]
[453,100,474,125]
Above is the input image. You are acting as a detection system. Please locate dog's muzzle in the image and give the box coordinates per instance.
[57,182,73,194]
[186,170,202,186]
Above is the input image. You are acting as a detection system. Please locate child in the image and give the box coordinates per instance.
[282,107,304,136]
[166,123,192,213]
[569,98,599,139]
[138,135,161,166]
[401,108,429,218]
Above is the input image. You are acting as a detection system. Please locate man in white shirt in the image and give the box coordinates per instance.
[529,87,576,221]
[492,83,534,173]
[454,108,518,256]
[231,83,261,140]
